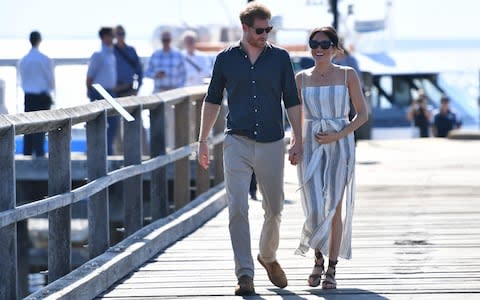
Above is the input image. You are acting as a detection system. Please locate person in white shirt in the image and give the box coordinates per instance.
[181,30,212,87]
[18,31,55,157]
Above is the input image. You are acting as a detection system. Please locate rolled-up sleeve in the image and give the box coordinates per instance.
[204,52,225,105]
[281,51,300,109]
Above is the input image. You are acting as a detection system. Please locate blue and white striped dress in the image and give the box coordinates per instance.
[295,68,356,259]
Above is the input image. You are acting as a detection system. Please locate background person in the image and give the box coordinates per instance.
[18,30,55,158]
[181,30,212,87]
[145,30,186,92]
[432,95,461,137]
[86,26,118,155]
[407,90,432,138]
[114,25,143,97]
[113,25,145,154]
[197,2,302,296]
[145,29,187,149]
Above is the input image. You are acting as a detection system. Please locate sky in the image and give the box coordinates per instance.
[1,0,479,41]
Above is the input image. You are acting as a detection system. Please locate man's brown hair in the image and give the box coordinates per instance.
[239,2,271,27]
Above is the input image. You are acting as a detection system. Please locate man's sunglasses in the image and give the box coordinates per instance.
[309,39,334,50]
[253,26,273,35]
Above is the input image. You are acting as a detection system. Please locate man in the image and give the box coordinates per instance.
[114,25,143,97]
[113,25,145,154]
[19,30,55,158]
[145,30,187,149]
[181,30,212,87]
[197,2,302,296]
[433,95,461,137]
[86,26,118,155]
[145,30,186,92]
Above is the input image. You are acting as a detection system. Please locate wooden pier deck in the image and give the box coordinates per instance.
[97,138,480,300]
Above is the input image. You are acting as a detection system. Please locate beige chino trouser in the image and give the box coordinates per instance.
[223,134,285,279]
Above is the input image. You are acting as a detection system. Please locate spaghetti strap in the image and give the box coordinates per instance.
[344,68,347,85]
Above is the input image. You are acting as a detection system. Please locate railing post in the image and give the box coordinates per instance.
[87,111,109,258]
[150,102,168,220]
[0,125,17,300]
[48,120,72,283]
[194,98,210,195]
[174,99,191,210]
[213,103,226,185]
[123,108,143,236]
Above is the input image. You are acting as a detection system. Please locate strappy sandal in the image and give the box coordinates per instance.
[322,259,337,289]
[307,250,324,287]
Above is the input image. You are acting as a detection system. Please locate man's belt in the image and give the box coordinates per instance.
[226,129,252,137]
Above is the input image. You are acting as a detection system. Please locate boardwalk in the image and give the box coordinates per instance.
[97,138,480,299]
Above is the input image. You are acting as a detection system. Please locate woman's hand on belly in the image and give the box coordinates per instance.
[314,131,339,144]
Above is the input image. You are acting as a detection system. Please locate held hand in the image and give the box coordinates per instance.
[288,141,303,166]
[197,142,209,169]
[315,131,339,145]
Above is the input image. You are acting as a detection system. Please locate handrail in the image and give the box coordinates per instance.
[0,85,226,299]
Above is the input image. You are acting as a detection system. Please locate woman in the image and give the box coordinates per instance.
[294,26,368,289]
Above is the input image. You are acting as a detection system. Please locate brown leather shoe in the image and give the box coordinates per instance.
[235,275,255,296]
[257,254,288,288]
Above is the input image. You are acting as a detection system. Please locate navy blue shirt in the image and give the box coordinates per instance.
[434,110,459,137]
[205,42,300,143]
[114,44,143,87]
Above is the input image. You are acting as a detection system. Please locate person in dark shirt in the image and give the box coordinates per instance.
[433,95,461,137]
[114,25,143,97]
[196,2,302,296]
[407,91,432,138]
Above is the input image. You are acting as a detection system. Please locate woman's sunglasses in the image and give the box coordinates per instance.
[253,26,273,35]
[309,40,334,50]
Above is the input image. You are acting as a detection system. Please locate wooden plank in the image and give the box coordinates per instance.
[48,119,72,283]
[123,108,143,237]
[0,125,17,300]
[193,97,210,195]
[212,103,225,185]
[25,184,227,300]
[97,139,480,299]
[149,102,168,219]
[87,111,110,258]
[97,295,480,300]
[174,99,191,210]
[0,144,195,228]
[0,89,207,135]
[15,155,124,180]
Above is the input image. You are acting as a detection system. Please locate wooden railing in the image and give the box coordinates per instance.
[0,86,226,299]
